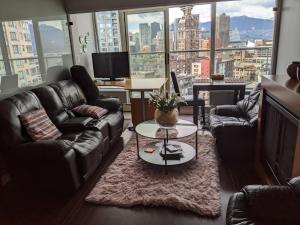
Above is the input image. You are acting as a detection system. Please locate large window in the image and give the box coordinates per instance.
[95,11,122,52]
[215,0,275,87]
[169,4,211,95]
[0,17,72,92]
[94,0,276,93]
[127,11,166,78]
[2,20,40,87]
[39,20,72,70]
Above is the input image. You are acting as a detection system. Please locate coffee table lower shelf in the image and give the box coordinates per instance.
[138,141,196,166]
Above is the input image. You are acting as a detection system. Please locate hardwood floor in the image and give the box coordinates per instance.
[0,116,261,225]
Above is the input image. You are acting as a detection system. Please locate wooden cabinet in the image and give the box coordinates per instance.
[257,75,300,184]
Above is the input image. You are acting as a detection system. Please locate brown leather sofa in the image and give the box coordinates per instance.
[226,177,300,225]
[0,70,124,195]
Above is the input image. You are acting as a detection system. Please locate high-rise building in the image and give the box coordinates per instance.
[2,20,40,87]
[96,11,121,52]
[151,22,161,40]
[173,18,180,50]
[230,28,241,42]
[216,13,230,48]
[139,23,151,50]
[175,6,200,75]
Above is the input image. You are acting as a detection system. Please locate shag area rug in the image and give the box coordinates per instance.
[86,132,221,217]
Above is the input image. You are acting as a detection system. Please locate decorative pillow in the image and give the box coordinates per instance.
[20,109,62,141]
[72,104,109,119]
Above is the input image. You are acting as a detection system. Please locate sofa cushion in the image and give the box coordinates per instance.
[50,80,87,110]
[33,86,70,127]
[72,104,108,119]
[60,130,103,180]
[20,109,62,141]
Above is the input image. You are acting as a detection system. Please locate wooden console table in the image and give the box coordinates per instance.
[256,75,300,184]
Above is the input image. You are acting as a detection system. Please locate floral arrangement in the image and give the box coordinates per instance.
[149,92,187,113]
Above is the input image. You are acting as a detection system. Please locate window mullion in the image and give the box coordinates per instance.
[32,19,46,80]
[210,3,216,76]
[0,23,13,75]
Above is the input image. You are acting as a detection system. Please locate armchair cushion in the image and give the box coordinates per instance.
[210,114,251,128]
[213,105,245,118]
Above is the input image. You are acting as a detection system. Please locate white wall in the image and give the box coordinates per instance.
[0,0,66,20]
[69,13,97,77]
[276,0,300,75]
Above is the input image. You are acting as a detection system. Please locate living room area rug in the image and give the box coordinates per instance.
[85,132,221,217]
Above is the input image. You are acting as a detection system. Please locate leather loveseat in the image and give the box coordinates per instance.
[226,177,300,225]
[0,68,124,195]
[209,84,261,162]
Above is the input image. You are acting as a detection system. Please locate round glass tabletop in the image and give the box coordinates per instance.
[135,119,197,140]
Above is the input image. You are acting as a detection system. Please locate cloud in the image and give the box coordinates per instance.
[127,0,275,32]
[169,0,275,24]
[217,0,275,19]
[128,12,164,33]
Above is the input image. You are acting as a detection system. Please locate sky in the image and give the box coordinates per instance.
[128,0,275,33]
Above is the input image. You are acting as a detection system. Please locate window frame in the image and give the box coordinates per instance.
[0,16,73,88]
[94,1,279,82]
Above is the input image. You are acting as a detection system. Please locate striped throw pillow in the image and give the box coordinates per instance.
[20,109,62,141]
[72,104,108,119]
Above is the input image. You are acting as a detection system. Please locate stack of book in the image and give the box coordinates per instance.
[160,143,183,160]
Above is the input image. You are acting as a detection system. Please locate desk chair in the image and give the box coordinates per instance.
[170,72,205,126]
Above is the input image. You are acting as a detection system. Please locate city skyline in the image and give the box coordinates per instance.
[127,0,275,29]
[124,4,273,93]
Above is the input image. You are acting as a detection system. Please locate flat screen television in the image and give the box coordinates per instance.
[92,52,130,80]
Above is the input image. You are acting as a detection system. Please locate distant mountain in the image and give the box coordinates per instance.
[231,16,273,31]
[28,24,67,54]
[39,24,66,54]
[201,16,273,41]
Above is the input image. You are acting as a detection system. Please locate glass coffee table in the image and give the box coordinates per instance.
[135,119,198,167]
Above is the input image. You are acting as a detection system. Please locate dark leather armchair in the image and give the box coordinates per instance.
[209,84,261,161]
[226,177,300,225]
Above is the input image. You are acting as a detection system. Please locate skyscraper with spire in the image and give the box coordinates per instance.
[175,6,200,75]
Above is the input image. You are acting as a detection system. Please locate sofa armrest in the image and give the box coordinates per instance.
[93,97,122,111]
[213,105,244,118]
[60,117,93,133]
[288,176,300,197]
[13,140,81,193]
[226,192,250,225]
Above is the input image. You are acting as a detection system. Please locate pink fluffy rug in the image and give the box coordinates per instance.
[86,132,221,217]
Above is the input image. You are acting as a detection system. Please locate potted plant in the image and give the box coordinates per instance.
[149,92,187,127]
